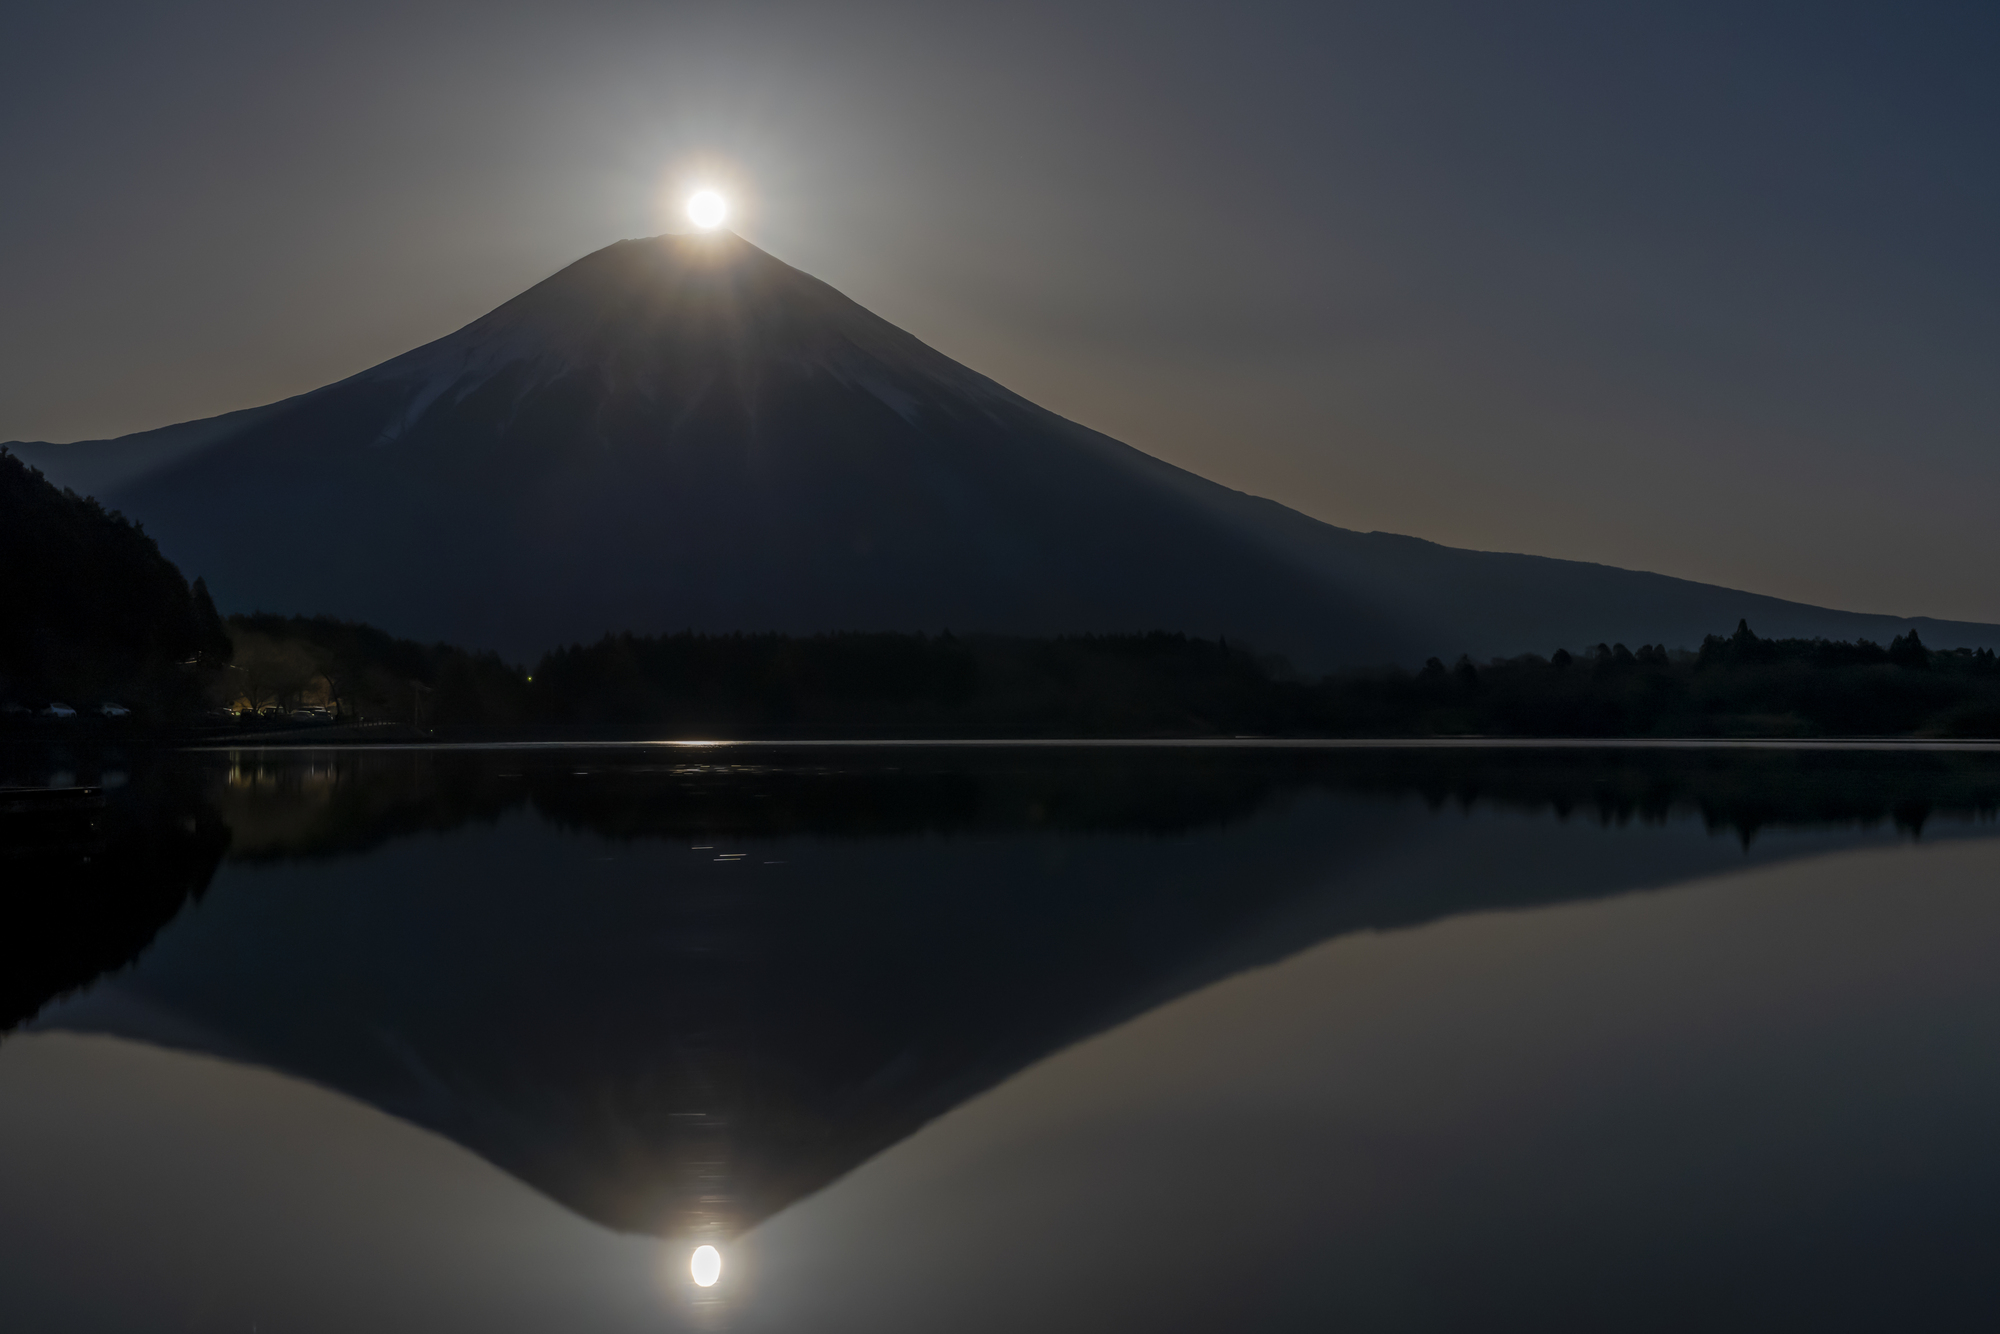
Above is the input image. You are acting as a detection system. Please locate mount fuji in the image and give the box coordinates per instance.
[11,232,1997,665]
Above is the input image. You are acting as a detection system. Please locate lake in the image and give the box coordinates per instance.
[4,741,1999,1332]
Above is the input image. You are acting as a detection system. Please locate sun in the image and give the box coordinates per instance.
[686,190,728,230]
[690,1244,722,1287]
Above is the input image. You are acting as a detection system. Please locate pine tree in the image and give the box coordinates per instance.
[190,577,233,664]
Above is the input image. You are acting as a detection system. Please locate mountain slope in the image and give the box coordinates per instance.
[10,233,1996,665]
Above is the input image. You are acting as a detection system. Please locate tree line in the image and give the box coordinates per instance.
[0,449,230,722]
[7,445,1998,738]
[199,617,2000,738]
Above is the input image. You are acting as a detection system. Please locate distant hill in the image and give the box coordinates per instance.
[10,233,1998,666]
[0,449,228,716]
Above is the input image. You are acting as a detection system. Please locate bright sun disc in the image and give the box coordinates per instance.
[690,1244,722,1287]
[686,190,727,230]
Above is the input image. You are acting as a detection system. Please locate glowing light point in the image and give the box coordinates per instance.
[690,1244,723,1288]
[686,190,727,230]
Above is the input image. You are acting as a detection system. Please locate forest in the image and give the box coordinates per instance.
[0,449,231,723]
[185,618,2000,739]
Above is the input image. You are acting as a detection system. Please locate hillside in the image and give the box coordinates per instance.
[0,449,228,717]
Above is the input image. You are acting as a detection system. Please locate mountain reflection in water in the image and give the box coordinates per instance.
[5,744,2000,1331]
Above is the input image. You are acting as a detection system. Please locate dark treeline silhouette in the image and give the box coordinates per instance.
[529,630,1281,735]
[166,617,2000,738]
[513,621,2000,737]
[0,759,230,1031]
[209,745,2000,862]
[1341,620,2000,738]
[0,449,230,720]
[185,622,1287,736]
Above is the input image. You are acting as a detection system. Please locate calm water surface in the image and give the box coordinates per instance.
[4,744,1999,1332]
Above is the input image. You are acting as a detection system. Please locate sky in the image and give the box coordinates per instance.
[3,0,1997,622]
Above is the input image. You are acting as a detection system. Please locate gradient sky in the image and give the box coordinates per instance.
[4,1,1997,621]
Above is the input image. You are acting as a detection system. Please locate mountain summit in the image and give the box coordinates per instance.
[11,233,1997,663]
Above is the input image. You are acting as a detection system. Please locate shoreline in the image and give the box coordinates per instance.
[174,735,2000,753]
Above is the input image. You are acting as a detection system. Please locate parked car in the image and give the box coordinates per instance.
[40,703,77,719]
[97,703,131,718]
[0,702,28,720]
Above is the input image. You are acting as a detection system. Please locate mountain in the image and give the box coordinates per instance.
[9,232,1997,666]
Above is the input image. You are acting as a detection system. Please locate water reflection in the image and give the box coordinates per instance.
[0,755,226,1031]
[0,1031,668,1333]
[3,744,2000,1330]
[742,837,2000,1332]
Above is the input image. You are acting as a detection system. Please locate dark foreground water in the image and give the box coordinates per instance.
[4,742,2000,1332]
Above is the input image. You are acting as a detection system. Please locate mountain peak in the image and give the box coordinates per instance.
[350,230,1009,442]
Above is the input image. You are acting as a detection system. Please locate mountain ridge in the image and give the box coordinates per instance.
[11,231,1998,667]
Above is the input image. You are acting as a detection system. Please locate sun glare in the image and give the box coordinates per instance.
[686,190,728,230]
[690,1244,723,1288]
